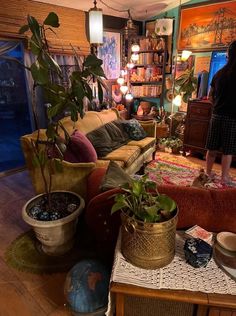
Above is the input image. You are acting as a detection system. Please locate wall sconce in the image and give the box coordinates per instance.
[181,50,192,62]
[89,0,103,45]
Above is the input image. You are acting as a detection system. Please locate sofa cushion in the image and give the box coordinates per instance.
[104,121,129,146]
[127,137,156,152]
[112,120,130,139]
[102,145,141,167]
[86,125,114,157]
[121,119,147,140]
[69,130,97,162]
[100,161,132,192]
[47,132,97,163]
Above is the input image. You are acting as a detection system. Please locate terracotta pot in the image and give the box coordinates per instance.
[22,191,85,256]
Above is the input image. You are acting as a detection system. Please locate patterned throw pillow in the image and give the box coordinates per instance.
[121,119,147,140]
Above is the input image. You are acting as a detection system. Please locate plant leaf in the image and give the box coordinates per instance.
[19,24,29,34]
[44,12,60,27]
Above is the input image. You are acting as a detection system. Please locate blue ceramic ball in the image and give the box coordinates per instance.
[64,259,110,315]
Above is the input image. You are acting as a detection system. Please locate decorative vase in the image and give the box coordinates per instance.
[22,191,85,256]
[120,209,178,269]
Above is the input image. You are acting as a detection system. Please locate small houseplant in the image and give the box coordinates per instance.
[7,12,107,255]
[159,137,183,154]
[111,175,178,269]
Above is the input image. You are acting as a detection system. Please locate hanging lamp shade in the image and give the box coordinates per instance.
[89,1,103,44]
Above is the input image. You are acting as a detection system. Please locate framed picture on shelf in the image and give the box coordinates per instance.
[97,30,121,80]
[145,19,174,74]
[178,0,236,51]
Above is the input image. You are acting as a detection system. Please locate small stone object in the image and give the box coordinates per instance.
[184,238,212,268]
[49,211,61,221]
[29,206,41,219]
[67,203,77,213]
[38,211,50,221]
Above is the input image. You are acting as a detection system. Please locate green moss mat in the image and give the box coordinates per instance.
[4,230,97,274]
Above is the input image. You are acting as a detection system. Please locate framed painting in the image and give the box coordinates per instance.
[97,30,121,80]
[178,0,236,51]
[145,19,174,74]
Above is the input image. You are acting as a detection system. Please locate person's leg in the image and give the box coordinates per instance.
[221,154,232,183]
[206,150,217,177]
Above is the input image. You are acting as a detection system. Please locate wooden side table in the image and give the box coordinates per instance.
[109,232,236,316]
[110,282,236,316]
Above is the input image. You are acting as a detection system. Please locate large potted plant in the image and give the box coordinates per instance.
[12,12,107,255]
[111,175,178,269]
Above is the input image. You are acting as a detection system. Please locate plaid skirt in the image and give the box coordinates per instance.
[206,114,236,155]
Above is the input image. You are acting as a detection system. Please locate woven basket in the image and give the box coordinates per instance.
[156,123,169,138]
[120,210,178,269]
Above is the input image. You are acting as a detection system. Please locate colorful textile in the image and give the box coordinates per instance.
[146,157,236,189]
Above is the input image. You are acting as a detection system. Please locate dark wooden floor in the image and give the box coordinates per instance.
[0,170,71,315]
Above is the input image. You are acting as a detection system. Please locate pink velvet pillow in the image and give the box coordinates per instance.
[69,130,97,163]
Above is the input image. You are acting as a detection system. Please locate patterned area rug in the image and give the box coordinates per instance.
[146,156,236,189]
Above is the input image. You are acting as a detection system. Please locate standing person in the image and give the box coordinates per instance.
[206,40,236,184]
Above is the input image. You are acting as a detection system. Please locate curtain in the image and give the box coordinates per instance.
[0,41,19,55]
[23,51,84,129]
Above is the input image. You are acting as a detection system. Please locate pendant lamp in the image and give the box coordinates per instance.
[89,0,103,44]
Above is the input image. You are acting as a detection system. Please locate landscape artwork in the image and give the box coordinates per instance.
[178,0,236,51]
[98,30,121,80]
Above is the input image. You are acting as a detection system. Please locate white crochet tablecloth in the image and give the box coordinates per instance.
[111,231,236,295]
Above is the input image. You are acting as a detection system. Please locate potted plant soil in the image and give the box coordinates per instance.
[111,175,178,269]
[10,12,107,255]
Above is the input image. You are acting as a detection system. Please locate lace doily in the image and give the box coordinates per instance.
[111,231,236,295]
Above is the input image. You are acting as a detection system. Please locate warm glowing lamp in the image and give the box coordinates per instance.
[121,69,127,76]
[117,77,125,85]
[181,50,192,62]
[131,53,139,62]
[120,85,129,94]
[173,94,182,107]
[131,44,140,53]
[89,0,103,44]
[125,93,133,101]
[126,62,135,69]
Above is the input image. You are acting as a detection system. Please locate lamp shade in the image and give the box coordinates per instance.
[120,85,129,94]
[117,77,125,85]
[89,6,103,44]
[181,50,192,62]
[125,93,133,101]
[173,94,182,107]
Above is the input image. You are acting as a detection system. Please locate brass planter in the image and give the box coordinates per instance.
[120,209,178,269]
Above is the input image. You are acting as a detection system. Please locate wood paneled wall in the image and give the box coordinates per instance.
[0,0,90,54]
